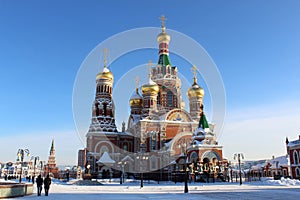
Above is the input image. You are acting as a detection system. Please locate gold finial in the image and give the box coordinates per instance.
[103,48,108,67]
[135,76,140,93]
[160,15,166,32]
[191,65,197,84]
[148,60,153,79]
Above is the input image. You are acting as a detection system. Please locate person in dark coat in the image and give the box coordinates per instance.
[44,175,51,196]
[36,175,43,196]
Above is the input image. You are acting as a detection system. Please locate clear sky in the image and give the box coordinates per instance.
[0,0,300,165]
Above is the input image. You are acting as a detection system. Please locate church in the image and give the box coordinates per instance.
[84,16,227,181]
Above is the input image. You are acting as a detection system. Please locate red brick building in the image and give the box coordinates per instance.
[84,17,225,178]
[286,136,300,179]
[46,139,59,178]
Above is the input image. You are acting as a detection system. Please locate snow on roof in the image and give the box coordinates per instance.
[96,152,115,164]
[270,155,288,167]
[288,139,300,147]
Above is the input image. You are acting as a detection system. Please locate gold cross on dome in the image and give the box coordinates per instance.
[148,60,153,78]
[160,15,166,28]
[191,65,198,83]
[103,48,108,67]
[135,76,140,88]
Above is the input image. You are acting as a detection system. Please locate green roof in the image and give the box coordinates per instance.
[158,54,172,67]
[198,112,209,129]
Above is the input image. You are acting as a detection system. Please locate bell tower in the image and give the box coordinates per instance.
[88,49,117,133]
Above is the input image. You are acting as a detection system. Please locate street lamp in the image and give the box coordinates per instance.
[179,141,189,193]
[118,161,126,184]
[234,153,244,185]
[137,143,147,188]
[17,149,30,183]
[31,156,39,184]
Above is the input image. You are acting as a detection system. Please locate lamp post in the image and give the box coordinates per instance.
[118,161,126,184]
[137,143,147,188]
[234,153,244,185]
[31,156,39,184]
[17,149,30,183]
[39,161,44,176]
[179,141,189,193]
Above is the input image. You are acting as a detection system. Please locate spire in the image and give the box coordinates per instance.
[157,15,171,68]
[198,112,209,129]
[50,139,55,154]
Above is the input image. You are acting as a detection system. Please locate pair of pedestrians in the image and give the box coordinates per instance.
[36,174,51,196]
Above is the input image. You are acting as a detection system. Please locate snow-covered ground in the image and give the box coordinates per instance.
[4,178,300,200]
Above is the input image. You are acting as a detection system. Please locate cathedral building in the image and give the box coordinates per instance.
[84,17,226,179]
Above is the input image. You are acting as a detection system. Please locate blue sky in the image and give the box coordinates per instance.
[0,0,300,165]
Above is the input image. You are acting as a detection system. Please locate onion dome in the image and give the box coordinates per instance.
[188,82,205,98]
[142,77,159,95]
[157,31,170,44]
[187,66,204,98]
[96,66,114,81]
[129,88,143,107]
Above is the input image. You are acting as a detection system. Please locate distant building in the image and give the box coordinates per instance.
[78,148,87,168]
[286,135,300,179]
[45,139,59,178]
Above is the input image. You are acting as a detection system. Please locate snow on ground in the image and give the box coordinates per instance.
[3,178,300,200]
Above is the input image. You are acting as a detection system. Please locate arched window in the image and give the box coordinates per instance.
[123,144,128,151]
[150,132,157,150]
[100,146,109,156]
[95,103,100,116]
[103,103,107,116]
[167,91,173,107]
[157,92,161,105]
[101,85,104,93]
[296,168,300,177]
[294,150,299,165]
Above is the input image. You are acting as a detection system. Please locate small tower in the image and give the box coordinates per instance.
[89,49,117,132]
[47,139,58,178]
[151,16,183,111]
[141,73,159,115]
[187,65,204,121]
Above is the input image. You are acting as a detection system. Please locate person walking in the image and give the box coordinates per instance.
[36,175,43,196]
[44,174,51,196]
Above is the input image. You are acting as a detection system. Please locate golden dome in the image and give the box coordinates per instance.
[130,88,143,107]
[142,79,159,95]
[157,31,170,44]
[96,67,114,81]
[188,83,205,98]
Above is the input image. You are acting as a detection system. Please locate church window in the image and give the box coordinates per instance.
[294,150,299,165]
[101,85,104,93]
[123,144,128,151]
[157,92,161,105]
[167,91,173,107]
[95,103,100,116]
[150,132,157,150]
[100,146,109,156]
[296,168,300,177]
[103,103,107,116]
[190,152,198,163]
